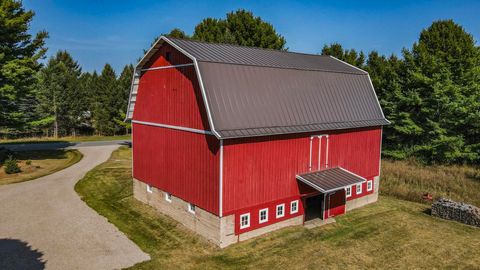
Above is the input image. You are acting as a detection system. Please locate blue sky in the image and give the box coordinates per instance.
[24,0,480,73]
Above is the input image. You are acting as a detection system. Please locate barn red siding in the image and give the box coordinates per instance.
[222,127,382,215]
[133,123,220,214]
[235,195,304,234]
[133,45,210,130]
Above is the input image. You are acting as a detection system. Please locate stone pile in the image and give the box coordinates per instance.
[431,198,480,227]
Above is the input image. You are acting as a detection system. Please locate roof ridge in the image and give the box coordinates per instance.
[167,37,332,59]
[198,60,368,75]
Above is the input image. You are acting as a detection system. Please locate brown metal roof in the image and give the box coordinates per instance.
[297,167,366,193]
[168,38,366,74]
[129,37,389,138]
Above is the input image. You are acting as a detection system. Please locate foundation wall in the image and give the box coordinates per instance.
[133,178,305,247]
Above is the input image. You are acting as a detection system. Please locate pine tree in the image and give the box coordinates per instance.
[94,64,122,135]
[115,64,133,134]
[0,0,48,130]
[36,51,82,137]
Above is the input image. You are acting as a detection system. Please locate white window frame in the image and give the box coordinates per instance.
[188,203,196,214]
[346,186,352,198]
[367,180,373,192]
[146,184,153,193]
[165,192,172,202]
[259,208,269,224]
[240,213,250,229]
[276,204,285,218]
[356,183,362,195]
[290,200,299,214]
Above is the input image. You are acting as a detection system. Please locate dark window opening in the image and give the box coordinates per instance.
[165,52,171,62]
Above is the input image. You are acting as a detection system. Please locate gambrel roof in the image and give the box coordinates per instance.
[127,37,389,139]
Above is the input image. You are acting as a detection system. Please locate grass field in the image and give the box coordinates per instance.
[75,147,480,269]
[381,159,480,206]
[0,149,82,185]
[0,135,131,145]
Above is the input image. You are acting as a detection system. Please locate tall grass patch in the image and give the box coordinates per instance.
[381,159,480,206]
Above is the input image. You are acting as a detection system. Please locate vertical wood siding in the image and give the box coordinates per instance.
[132,119,220,214]
[223,127,382,216]
[133,45,210,130]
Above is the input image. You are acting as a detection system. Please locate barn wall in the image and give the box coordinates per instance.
[133,44,210,130]
[222,127,382,216]
[133,123,220,214]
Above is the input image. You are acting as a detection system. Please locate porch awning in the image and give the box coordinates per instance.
[297,167,366,193]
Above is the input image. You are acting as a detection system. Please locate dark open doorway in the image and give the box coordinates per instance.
[304,194,324,221]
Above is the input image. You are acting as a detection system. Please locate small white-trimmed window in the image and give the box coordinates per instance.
[276,204,285,218]
[188,203,196,214]
[346,186,352,198]
[356,183,362,195]
[290,200,299,214]
[240,213,250,229]
[259,208,268,223]
[367,180,373,192]
[165,192,172,202]
[146,184,153,193]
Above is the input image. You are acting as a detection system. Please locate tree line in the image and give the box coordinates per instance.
[0,0,132,137]
[1,1,478,165]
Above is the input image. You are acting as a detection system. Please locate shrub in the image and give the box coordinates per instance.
[26,160,32,165]
[4,156,21,174]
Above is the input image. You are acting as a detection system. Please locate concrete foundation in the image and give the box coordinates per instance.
[133,178,302,247]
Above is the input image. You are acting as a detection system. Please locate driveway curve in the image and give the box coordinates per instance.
[0,145,149,270]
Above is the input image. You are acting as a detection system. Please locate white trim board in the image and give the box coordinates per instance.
[132,120,214,135]
[140,63,194,71]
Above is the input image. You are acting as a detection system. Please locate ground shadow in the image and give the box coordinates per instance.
[13,150,71,161]
[0,239,45,270]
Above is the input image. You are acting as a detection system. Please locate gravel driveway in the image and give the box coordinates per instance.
[0,145,149,270]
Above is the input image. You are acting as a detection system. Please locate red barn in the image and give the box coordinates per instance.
[126,37,389,247]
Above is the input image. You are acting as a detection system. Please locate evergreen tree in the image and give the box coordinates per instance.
[94,64,122,135]
[193,9,286,49]
[0,0,48,130]
[396,20,480,164]
[115,64,133,134]
[321,43,366,68]
[36,51,83,137]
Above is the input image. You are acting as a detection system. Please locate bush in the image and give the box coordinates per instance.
[4,156,21,174]
[26,160,32,165]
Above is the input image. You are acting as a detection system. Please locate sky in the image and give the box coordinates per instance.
[23,0,480,73]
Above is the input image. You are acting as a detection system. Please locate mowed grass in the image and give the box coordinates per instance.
[75,147,480,269]
[0,134,131,145]
[0,149,82,185]
[381,159,480,206]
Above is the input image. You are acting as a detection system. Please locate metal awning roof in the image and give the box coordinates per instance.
[297,167,366,193]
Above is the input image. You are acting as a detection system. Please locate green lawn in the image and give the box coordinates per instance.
[0,135,131,145]
[0,149,82,185]
[75,147,480,269]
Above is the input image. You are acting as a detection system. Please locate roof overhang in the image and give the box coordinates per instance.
[296,167,366,193]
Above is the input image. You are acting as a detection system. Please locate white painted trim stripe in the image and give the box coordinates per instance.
[219,140,224,217]
[140,63,194,72]
[132,120,214,135]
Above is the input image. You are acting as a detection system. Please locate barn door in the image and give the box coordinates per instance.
[309,135,329,171]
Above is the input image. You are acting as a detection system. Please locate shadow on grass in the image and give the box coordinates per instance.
[0,239,45,270]
[11,149,73,161]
